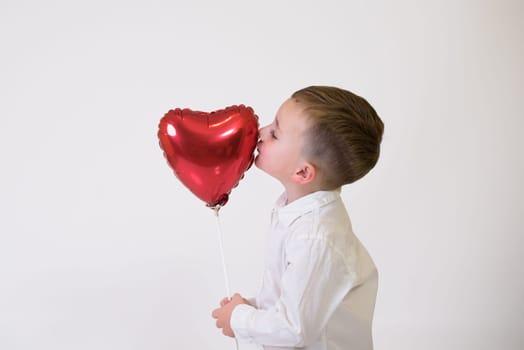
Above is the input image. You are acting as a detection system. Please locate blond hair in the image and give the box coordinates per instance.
[292,86,384,188]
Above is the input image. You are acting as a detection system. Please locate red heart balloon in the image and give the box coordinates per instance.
[158,105,259,208]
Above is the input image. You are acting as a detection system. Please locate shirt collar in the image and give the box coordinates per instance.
[273,189,341,227]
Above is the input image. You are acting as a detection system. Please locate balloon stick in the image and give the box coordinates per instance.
[212,206,240,350]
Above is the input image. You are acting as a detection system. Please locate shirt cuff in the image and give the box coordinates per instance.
[231,303,256,343]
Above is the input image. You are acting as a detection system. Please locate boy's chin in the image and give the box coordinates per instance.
[254,156,261,169]
[254,156,265,171]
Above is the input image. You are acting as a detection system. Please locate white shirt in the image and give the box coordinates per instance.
[231,190,378,350]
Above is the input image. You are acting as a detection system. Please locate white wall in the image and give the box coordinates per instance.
[1,1,523,349]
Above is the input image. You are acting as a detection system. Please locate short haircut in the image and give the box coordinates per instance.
[292,86,384,188]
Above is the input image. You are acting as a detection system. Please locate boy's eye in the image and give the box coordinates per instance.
[270,130,277,139]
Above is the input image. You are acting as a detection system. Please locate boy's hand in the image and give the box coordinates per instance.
[211,293,250,337]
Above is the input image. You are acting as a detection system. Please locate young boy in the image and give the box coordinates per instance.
[212,86,384,350]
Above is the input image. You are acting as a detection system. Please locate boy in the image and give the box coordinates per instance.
[212,86,384,350]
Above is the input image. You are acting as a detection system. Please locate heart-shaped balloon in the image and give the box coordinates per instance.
[158,105,259,208]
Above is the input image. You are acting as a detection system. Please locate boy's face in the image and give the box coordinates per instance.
[255,98,310,185]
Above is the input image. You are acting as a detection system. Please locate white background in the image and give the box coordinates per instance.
[1,1,523,349]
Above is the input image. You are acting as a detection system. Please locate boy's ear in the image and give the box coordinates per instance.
[292,162,317,184]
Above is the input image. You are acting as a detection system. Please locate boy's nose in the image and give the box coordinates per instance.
[258,125,269,141]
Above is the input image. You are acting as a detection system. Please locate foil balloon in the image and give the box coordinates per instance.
[158,105,259,208]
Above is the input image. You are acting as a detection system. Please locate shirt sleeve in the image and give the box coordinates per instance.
[230,236,358,347]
